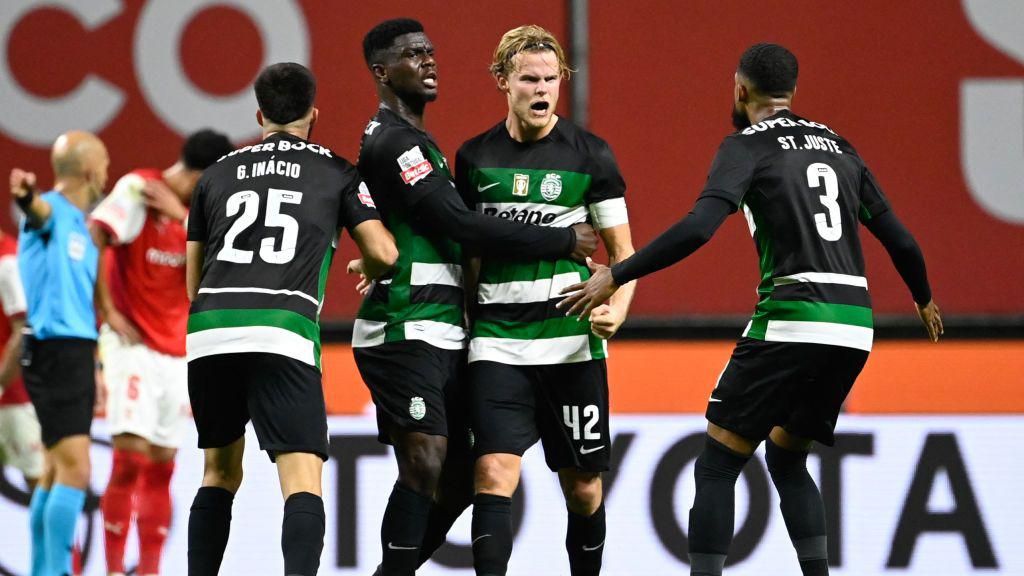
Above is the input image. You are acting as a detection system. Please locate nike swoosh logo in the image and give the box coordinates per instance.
[477,182,500,193]
[708,397,722,403]
[387,542,419,551]
[582,540,605,552]
[580,445,605,455]
[472,534,492,544]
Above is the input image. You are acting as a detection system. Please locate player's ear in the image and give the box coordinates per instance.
[495,73,509,93]
[371,63,388,84]
[256,109,265,127]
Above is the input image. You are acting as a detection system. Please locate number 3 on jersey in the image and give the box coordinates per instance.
[217,188,303,264]
[806,162,842,241]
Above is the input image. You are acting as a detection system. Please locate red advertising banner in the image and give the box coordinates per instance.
[1,1,1020,316]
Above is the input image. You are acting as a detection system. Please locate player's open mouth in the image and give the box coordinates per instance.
[530,101,550,114]
[423,74,437,89]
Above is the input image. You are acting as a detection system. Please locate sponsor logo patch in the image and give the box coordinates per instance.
[356,182,376,208]
[513,173,530,196]
[540,173,562,201]
[409,396,426,420]
[397,146,433,185]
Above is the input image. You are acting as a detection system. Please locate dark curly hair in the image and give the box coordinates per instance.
[738,43,798,96]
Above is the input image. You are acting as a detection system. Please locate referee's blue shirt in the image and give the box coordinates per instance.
[18,191,99,340]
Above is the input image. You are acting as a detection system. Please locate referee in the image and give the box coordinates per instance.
[10,130,110,576]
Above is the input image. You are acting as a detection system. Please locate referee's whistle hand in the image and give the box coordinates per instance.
[9,168,36,198]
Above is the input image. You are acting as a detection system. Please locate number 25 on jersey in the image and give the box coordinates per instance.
[217,188,302,264]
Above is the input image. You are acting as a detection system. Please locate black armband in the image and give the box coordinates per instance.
[15,187,36,213]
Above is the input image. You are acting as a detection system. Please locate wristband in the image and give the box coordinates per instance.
[14,186,35,212]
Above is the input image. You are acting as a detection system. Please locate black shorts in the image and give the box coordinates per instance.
[471,359,610,472]
[21,336,96,448]
[188,352,328,461]
[707,338,869,446]
[353,341,469,448]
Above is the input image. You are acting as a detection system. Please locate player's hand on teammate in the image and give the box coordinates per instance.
[558,257,620,320]
[916,299,943,342]
[589,303,626,339]
[9,168,37,199]
[143,179,187,221]
[569,223,599,262]
[94,366,107,417]
[106,308,143,345]
[347,259,373,295]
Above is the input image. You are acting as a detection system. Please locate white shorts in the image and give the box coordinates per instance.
[0,403,44,478]
[100,325,190,448]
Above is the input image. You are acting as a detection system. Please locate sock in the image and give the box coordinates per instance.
[765,439,829,576]
[29,486,49,576]
[566,504,606,576]
[471,493,513,576]
[380,483,431,576]
[44,483,87,576]
[187,486,234,576]
[101,449,146,574]
[688,437,750,576]
[137,458,175,575]
[417,488,473,566]
[282,492,325,576]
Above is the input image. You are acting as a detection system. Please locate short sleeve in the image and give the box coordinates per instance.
[90,173,148,244]
[372,127,451,209]
[699,136,756,208]
[0,255,26,318]
[338,165,382,232]
[586,139,629,229]
[187,176,209,242]
[858,165,891,223]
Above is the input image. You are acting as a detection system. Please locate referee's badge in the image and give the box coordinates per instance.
[513,173,530,196]
[409,397,426,420]
[540,173,562,201]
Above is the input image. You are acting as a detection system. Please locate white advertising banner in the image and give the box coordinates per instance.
[0,415,1019,575]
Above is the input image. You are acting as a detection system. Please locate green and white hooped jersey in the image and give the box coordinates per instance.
[700,110,892,352]
[186,133,381,370]
[353,109,466,351]
[457,119,629,365]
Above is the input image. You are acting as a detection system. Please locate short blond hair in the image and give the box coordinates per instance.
[489,25,573,79]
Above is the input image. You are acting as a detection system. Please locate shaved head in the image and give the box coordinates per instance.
[52,131,107,178]
[51,130,110,200]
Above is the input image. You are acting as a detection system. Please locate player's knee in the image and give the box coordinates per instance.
[563,474,602,515]
[764,438,808,481]
[397,437,445,494]
[474,455,519,496]
[203,461,243,493]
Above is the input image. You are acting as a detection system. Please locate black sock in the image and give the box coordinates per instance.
[688,437,750,576]
[380,482,432,576]
[765,440,829,576]
[566,503,606,576]
[417,486,474,566]
[188,487,234,576]
[282,492,325,576]
[471,493,513,576]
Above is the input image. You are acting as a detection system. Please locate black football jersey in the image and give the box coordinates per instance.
[187,132,379,367]
[700,110,890,351]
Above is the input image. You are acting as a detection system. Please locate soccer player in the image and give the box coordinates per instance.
[90,129,233,576]
[559,43,942,576]
[458,25,636,576]
[0,228,43,492]
[185,62,396,576]
[356,19,598,576]
[10,130,110,576]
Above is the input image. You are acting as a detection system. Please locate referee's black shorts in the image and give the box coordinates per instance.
[707,337,869,446]
[21,336,96,448]
[188,352,328,461]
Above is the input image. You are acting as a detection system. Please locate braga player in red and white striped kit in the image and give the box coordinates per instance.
[89,130,233,576]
